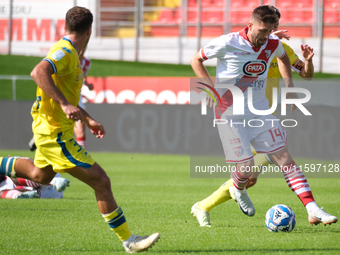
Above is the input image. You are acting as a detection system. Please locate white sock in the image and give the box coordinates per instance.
[234,186,245,195]
[123,233,135,245]
[305,201,320,214]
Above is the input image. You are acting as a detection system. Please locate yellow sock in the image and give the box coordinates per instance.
[198,153,271,212]
[102,207,132,242]
[199,179,234,212]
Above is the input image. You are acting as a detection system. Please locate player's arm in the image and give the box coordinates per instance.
[277,52,298,111]
[190,52,218,107]
[78,106,105,138]
[30,60,83,121]
[297,44,314,80]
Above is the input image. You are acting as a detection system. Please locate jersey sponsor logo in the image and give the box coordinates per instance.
[233,52,250,56]
[235,78,265,91]
[234,146,243,157]
[243,60,267,77]
[51,50,65,61]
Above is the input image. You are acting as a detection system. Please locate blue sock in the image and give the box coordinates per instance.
[0,157,16,177]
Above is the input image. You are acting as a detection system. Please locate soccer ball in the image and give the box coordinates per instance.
[265,204,296,232]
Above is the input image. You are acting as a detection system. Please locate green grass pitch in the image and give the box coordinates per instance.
[0,150,339,254]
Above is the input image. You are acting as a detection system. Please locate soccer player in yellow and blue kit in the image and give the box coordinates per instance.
[0,6,159,253]
[191,6,337,227]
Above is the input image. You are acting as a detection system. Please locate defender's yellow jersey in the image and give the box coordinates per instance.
[31,37,83,135]
[266,41,304,108]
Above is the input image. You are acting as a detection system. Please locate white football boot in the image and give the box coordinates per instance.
[230,186,255,216]
[308,207,338,226]
[123,233,160,253]
[191,202,211,227]
[16,190,39,199]
[51,177,70,192]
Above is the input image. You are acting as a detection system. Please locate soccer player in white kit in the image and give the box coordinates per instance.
[0,173,69,199]
[190,5,338,224]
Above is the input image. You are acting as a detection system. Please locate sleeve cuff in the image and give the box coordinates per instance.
[200,48,208,61]
[43,58,57,74]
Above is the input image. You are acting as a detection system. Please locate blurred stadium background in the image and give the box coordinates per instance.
[0,3,339,254]
[0,0,339,71]
[0,0,339,161]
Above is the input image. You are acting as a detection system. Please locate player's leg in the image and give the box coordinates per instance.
[0,157,56,184]
[12,175,70,193]
[74,121,86,149]
[65,163,159,252]
[230,160,256,216]
[49,129,159,252]
[192,119,256,225]
[270,147,338,226]
[0,176,38,199]
[196,149,270,219]
[246,153,271,188]
[192,178,233,226]
[0,189,38,199]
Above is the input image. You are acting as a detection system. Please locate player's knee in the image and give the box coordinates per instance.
[93,171,111,192]
[32,173,53,185]
[246,178,257,189]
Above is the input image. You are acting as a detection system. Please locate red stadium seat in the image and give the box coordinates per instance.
[276,1,294,9]
[187,10,197,22]
[231,0,242,8]
[157,9,175,23]
[202,0,213,7]
[213,0,224,7]
[293,0,313,6]
[324,10,339,23]
[204,10,224,23]
[245,0,263,8]
[324,0,340,8]
[188,0,197,7]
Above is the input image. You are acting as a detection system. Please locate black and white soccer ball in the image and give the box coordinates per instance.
[265,204,296,232]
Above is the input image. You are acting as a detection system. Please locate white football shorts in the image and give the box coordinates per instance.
[215,114,287,163]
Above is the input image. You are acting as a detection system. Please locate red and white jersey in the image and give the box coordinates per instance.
[200,27,285,119]
[81,56,91,77]
[0,176,15,191]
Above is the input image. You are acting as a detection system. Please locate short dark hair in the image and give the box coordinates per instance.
[251,5,278,24]
[65,6,93,34]
[266,5,281,19]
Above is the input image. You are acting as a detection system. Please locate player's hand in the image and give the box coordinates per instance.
[62,104,83,121]
[87,83,94,90]
[286,92,299,111]
[272,30,290,40]
[84,80,94,90]
[301,44,314,61]
[87,119,106,138]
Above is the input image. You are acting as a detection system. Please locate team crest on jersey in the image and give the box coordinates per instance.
[265,50,271,59]
[51,50,65,61]
[234,146,243,157]
[243,60,267,77]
